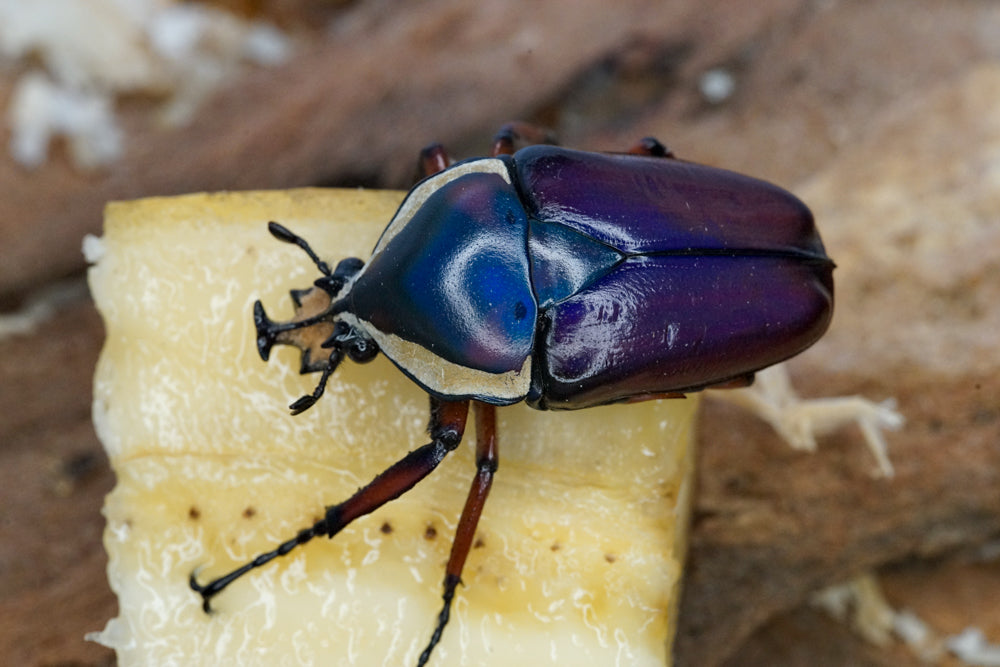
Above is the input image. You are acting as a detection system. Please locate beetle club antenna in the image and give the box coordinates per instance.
[267,221,332,276]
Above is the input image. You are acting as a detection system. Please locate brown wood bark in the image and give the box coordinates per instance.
[2,1,998,665]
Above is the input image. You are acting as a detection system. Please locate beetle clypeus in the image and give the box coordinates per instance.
[190,123,834,665]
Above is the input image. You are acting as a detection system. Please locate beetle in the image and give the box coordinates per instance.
[190,124,834,665]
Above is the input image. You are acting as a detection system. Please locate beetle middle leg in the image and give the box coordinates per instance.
[190,398,470,613]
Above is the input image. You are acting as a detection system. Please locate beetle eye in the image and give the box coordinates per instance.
[319,321,379,364]
[347,337,379,363]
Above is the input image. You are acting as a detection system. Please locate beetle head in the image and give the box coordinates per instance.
[254,222,378,415]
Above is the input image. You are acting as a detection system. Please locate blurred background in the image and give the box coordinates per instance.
[1,1,998,665]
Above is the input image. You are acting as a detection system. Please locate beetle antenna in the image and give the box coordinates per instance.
[267,222,332,276]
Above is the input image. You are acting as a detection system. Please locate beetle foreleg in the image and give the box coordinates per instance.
[253,298,342,361]
[190,398,470,614]
[287,351,342,415]
[418,402,498,666]
[287,323,379,415]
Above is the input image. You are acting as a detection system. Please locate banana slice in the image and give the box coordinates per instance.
[87,189,697,666]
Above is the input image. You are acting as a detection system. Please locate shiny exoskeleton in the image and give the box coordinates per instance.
[191,124,834,665]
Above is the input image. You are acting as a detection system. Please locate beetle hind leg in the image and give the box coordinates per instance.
[418,402,499,666]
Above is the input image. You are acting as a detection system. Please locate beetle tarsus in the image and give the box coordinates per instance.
[419,143,450,177]
[289,395,317,414]
[290,350,344,415]
[491,121,559,156]
[189,520,330,614]
[417,575,459,666]
[188,570,216,613]
[628,136,674,158]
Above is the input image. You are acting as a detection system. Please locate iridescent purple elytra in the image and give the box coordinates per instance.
[346,145,833,409]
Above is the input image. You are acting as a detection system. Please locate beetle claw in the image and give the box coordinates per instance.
[188,569,216,614]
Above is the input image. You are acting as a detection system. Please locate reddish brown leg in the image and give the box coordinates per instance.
[420,122,558,175]
[703,372,756,390]
[627,136,675,158]
[190,398,470,612]
[491,121,559,156]
[418,402,499,666]
[419,143,450,177]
